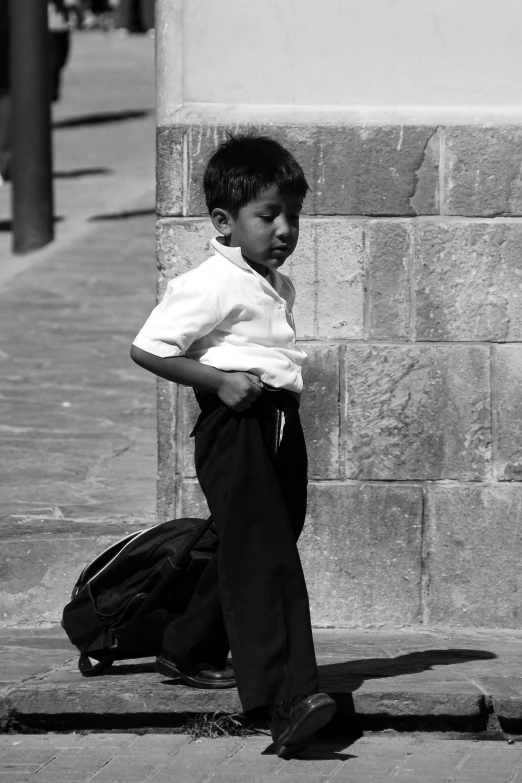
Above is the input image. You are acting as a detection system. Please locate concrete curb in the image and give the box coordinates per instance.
[2,628,522,735]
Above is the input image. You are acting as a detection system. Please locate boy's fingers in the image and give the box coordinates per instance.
[244,372,263,388]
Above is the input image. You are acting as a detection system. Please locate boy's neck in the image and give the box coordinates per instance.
[223,236,270,278]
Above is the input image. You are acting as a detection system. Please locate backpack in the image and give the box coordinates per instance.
[61,517,217,677]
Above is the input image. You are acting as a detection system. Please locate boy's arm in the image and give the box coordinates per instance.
[130,345,262,412]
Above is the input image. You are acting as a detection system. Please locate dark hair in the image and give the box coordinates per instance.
[203,133,310,215]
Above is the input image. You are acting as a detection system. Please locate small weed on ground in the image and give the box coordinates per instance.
[184,712,261,740]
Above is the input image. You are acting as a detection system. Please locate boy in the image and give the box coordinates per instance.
[131,134,336,757]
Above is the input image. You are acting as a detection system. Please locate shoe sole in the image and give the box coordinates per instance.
[155,656,236,690]
[275,699,337,759]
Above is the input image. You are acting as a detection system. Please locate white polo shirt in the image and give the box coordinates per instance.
[132,237,307,393]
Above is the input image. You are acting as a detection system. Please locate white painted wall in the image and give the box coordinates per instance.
[157,0,522,119]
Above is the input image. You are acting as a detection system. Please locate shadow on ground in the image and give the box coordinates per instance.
[0,216,63,232]
[319,648,498,686]
[54,167,113,178]
[89,207,156,221]
[54,109,153,129]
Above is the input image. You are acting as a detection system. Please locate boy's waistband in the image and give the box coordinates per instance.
[194,383,300,410]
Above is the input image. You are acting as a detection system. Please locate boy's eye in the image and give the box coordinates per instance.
[260,215,275,222]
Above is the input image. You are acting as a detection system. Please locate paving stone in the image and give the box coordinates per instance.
[344,344,491,480]
[425,485,522,627]
[127,734,191,754]
[315,220,365,339]
[156,125,183,217]
[300,343,341,480]
[174,124,439,216]
[34,772,88,782]
[147,738,244,783]
[91,759,159,782]
[444,127,522,216]
[414,222,522,341]
[299,483,422,627]
[495,345,522,481]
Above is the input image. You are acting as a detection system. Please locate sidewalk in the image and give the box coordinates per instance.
[0,31,158,626]
[2,626,522,738]
[1,732,522,783]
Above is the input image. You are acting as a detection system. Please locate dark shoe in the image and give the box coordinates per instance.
[155,647,236,689]
[269,693,336,758]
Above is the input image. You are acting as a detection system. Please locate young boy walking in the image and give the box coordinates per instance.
[131,134,336,757]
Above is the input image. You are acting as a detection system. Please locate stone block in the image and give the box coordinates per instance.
[283,220,317,339]
[156,378,177,522]
[424,485,522,628]
[415,222,522,342]
[300,344,341,480]
[0,535,122,625]
[344,345,491,480]
[368,221,411,339]
[180,481,209,519]
[444,127,522,216]
[317,125,439,217]
[496,346,522,480]
[300,483,423,626]
[156,218,215,288]
[315,220,365,339]
[179,385,200,479]
[179,124,439,216]
[156,126,184,217]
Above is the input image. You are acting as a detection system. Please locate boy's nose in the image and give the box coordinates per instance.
[275,218,291,239]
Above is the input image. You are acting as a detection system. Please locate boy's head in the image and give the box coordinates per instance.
[204,134,310,276]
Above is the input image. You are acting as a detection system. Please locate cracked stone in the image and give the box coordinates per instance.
[157,124,440,216]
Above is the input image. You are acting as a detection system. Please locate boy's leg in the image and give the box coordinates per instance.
[161,395,318,713]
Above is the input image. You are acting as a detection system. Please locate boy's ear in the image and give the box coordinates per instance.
[211,208,233,236]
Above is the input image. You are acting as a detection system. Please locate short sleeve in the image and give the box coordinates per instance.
[132,269,225,358]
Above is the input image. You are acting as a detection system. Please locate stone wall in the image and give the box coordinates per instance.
[156,123,522,630]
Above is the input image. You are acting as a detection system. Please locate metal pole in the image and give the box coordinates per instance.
[9,0,54,254]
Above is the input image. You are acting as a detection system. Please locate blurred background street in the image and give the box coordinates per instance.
[0,29,155,265]
[0,30,158,605]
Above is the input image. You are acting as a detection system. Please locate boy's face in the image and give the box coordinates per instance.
[212,186,303,276]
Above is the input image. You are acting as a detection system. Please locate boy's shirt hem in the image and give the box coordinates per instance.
[132,237,307,393]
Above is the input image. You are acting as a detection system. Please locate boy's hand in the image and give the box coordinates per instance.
[217,372,263,411]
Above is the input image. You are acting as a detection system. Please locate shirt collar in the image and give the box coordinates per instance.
[209,236,251,271]
[209,235,283,301]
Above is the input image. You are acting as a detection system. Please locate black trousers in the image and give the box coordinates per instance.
[162,389,318,714]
